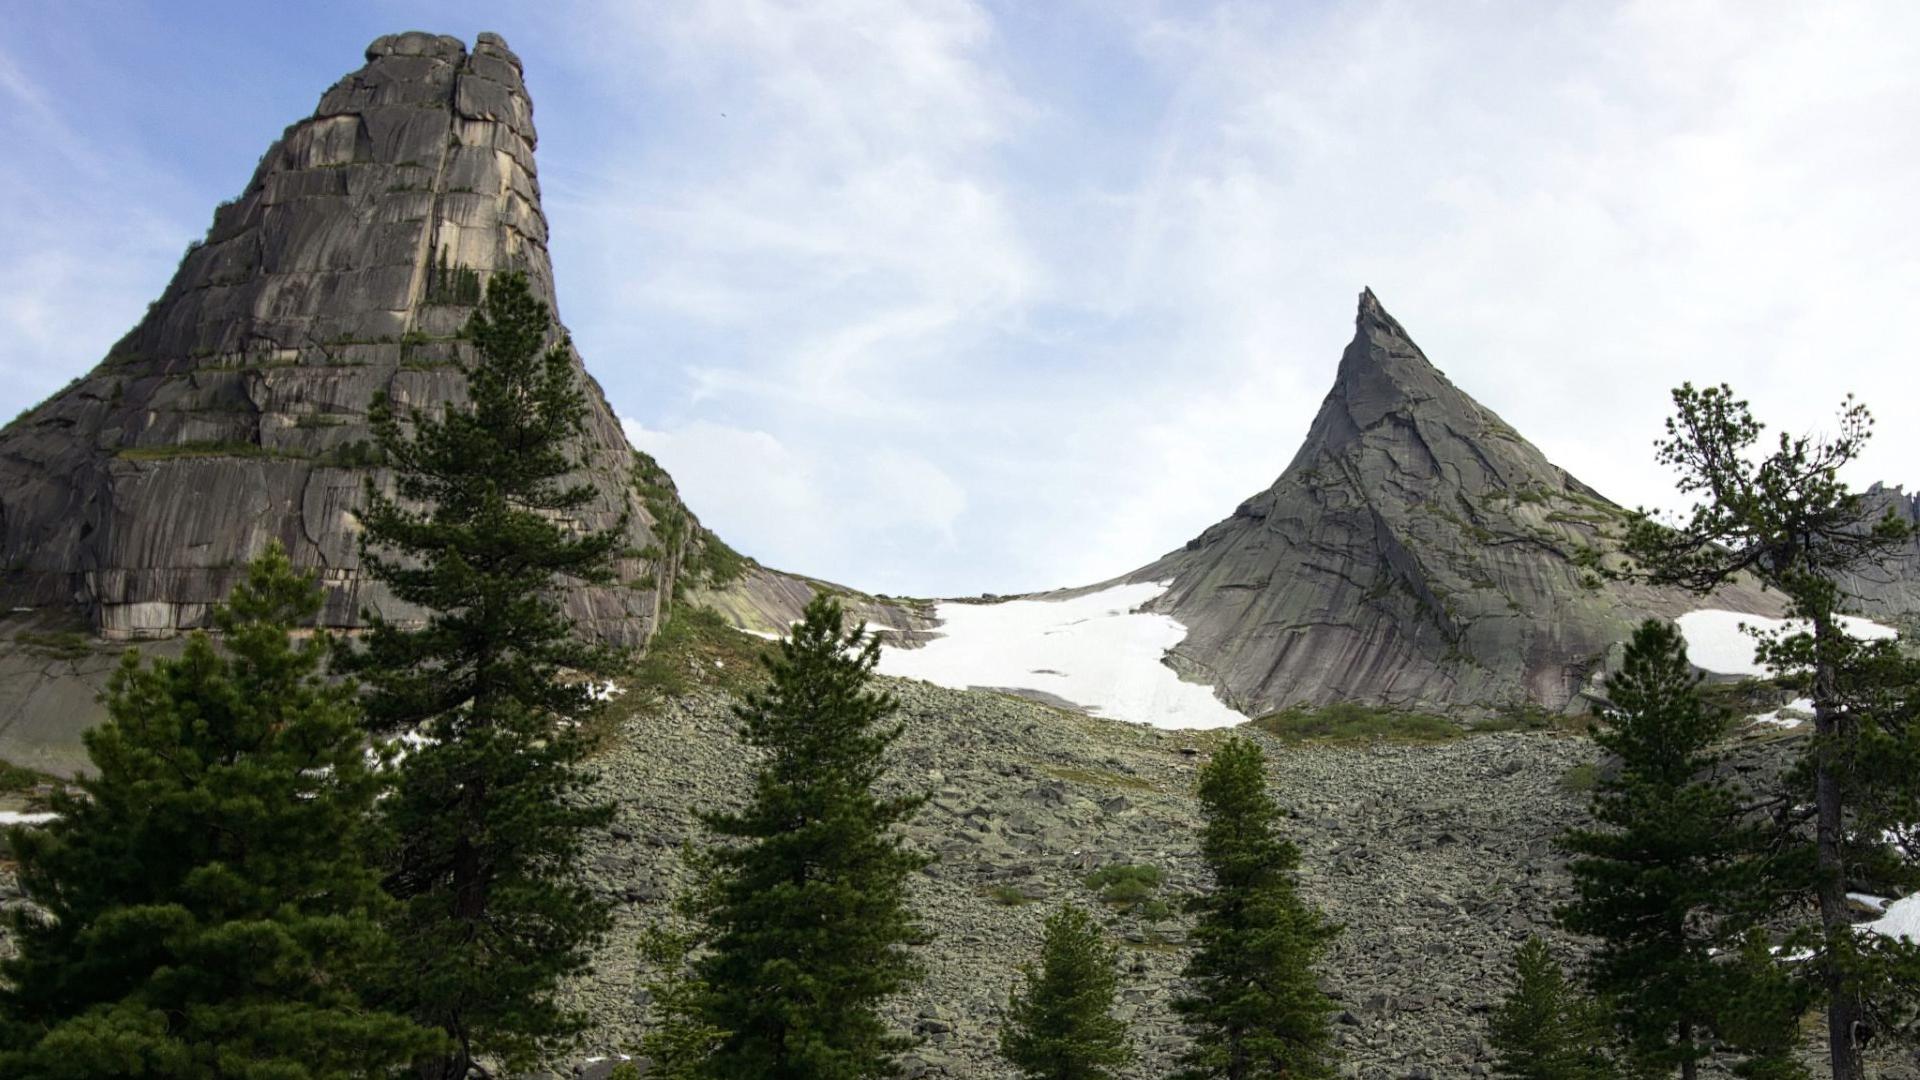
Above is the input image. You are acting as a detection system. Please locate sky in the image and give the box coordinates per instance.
[2,0,1916,598]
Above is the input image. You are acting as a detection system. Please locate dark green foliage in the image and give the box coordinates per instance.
[1622,384,1918,1078]
[1488,937,1614,1080]
[1083,863,1164,911]
[1559,619,1807,1078]
[0,545,441,1078]
[0,758,55,797]
[635,925,727,1080]
[1174,736,1338,1080]
[1000,906,1133,1080]
[624,604,777,706]
[346,270,619,1077]
[12,631,92,661]
[321,439,383,468]
[632,452,691,569]
[425,247,482,306]
[687,528,751,588]
[1250,702,1457,745]
[683,594,928,1079]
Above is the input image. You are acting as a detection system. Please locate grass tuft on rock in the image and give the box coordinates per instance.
[13,631,94,661]
[1251,702,1460,745]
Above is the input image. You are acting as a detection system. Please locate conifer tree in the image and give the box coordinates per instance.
[1174,736,1338,1080]
[999,905,1133,1080]
[0,545,441,1078]
[685,594,927,1079]
[347,270,620,1078]
[1488,937,1614,1080]
[1559,618,1807,1079]
[635,924,727,1080]
[1622,384,1919,1079]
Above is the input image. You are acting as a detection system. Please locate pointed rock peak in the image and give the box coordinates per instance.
[1354,286,1414,342]
[1350,287,1418,355]
[1326,288,1456,433]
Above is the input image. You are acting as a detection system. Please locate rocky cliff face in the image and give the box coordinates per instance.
[1837,484,1920,625]
[0,31,702,644]
[1131,290,1778,718]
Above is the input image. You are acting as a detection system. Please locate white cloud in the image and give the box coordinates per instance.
[621,415,968,592]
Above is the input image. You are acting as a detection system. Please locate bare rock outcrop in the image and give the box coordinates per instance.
[0,33,759,773]
[0,32,697,644]
[1836,484,1920,625]
[1130,290,1780,718]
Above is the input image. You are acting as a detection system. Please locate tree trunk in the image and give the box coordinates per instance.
[1812,612,1866,1080]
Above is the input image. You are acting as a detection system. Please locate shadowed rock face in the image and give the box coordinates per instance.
[0,32,691,644]
[1132,289,1779,718]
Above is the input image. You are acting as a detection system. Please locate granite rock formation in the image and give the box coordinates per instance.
[1837,484,1920,625]
[0,32,928,774]
[0,33,754,773]
[1129,290,1780,718]
[0,31,702,644]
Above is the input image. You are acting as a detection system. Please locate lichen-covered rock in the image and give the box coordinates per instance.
[1129,290,1780,718]
[0,32,692,645]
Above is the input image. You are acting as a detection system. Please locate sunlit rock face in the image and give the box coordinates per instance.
[1128,289,1780,719]
[0,32,692,644]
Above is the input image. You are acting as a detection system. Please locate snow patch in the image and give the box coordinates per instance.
[876,582,1245,731]
[1866,895,1920,942]
[1675,609,1898,677]
[0,811,57,826]
[1748,697,1814,728]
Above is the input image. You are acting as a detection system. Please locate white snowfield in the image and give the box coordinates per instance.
[875,581,1247,731]
[1674,609,1899,678]
[1867,896,1920,942]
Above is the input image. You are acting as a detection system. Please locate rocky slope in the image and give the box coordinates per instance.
[1125,290,1780,720]
[550,673,1905,1080]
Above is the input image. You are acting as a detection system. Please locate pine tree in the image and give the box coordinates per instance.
[1559,618,1808,1079]
[1488,937,1614,1080]
[1174,736,1338,1080]
[1622,384,1919,1079]
[0,545,441,1078]
[999,905,1133,1080]
[347,270,620,1078]
[685,594,927,1079]
[635,924,728,1080]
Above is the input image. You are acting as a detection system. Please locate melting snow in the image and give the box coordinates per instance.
[1866,895,1920,942]
[1748,698,1815,728]
[875,582,1246,731]
[1675,609,1899,677]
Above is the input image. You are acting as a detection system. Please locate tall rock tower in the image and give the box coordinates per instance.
[0,32,692,644]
